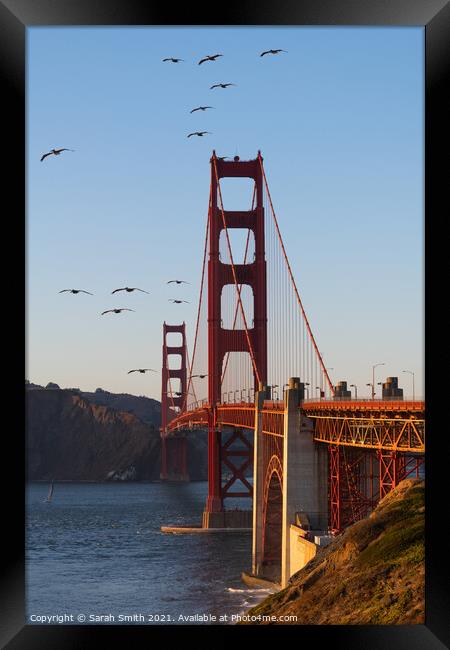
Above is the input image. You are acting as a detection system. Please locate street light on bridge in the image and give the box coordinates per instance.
[304,382,310,399]
[402,370,415,400]
[350,384,358,399]
[366,382,373,398]
[371,362,385,399]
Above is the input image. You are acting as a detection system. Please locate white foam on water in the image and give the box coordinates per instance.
[226,587,273,594]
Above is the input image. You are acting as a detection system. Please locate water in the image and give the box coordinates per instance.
[26,482,272,625]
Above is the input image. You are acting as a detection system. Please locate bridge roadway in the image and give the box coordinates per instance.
[165,398,425,454]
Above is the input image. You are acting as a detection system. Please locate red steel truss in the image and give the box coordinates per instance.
[328,445,424,534]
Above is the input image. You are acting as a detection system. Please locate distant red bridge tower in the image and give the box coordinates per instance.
[160,322,189,481]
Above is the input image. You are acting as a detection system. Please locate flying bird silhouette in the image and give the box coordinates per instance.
[40,148,75,162]
[198,54,223,65]
[260,49,287,57]
[101,308,135,315]
[187,132,211,138]
[210,83,236,90]
[190,374,207,379]
[169,299,190,304]
[111,287,149,294]
[127,368,157,374]
[190,106,214,113]
[162,57,184,63]
[59,289,93,295]
[167,280,190,284]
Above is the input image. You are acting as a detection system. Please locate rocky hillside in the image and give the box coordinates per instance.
[244,478,425,625]
[26,384,208,481]
[26,382,162,427]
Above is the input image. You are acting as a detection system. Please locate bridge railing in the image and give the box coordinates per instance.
[302,396,424,403]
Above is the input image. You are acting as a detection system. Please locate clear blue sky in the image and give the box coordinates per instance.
[27,26,424,399]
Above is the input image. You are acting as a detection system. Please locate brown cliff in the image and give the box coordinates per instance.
[26,388,162,481]
[26,384,209,481]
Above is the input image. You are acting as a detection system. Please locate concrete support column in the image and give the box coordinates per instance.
[281,378,328,588]
[252,387,266,576]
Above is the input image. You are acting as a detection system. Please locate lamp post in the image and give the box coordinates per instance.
[315,386,322,399]
[350,384,357,399]
[304,382,310,399]
[371,362,385,400]
[402,370,415,400]
[366,382,373,398]
[271,384,279,400]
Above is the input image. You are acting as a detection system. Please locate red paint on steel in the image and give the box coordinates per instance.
[161,322,188,479]
[205,152,267,513]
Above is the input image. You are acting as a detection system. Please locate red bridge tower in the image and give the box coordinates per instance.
[205,152,267,519]
[160,322,189,481]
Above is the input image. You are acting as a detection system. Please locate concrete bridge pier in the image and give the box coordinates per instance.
[281,377,329,587]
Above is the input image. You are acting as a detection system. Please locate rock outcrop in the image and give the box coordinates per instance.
[243,478,425,625]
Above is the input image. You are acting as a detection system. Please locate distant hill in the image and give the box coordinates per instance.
[79,387,162,428]
[26,382,161,427]
[26,382,208,481]
[243,478,425,625]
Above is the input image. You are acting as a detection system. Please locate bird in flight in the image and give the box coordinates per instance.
[59,289,93,295]
[167,280,189,284]
[40,148,75,162]
[210,83,236,90]
[162,57,184,63]
[169,299,190,304]
[190,106,214,113]
[190,374,207,379]
[198,54,223,65]
[260,49,287,57]
[101,308,135,315]
[127,368,157,374]
[111,287,149,294]
[187,131,211,138]
[216,156,230,160]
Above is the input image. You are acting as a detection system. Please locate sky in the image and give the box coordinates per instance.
[27,26,424,400]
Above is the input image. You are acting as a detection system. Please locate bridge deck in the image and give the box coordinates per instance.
[165,399,425,453]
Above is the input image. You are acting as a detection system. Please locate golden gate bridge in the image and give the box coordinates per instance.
[159,151,424,585]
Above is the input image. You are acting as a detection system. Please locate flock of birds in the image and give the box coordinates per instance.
[59,281,190,376]
[163,49,288,140]
[39,48,287,158]
[40,46,287,384]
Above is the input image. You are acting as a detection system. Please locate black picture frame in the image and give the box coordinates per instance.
[2,1,449,647]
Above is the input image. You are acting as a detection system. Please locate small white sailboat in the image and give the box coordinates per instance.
[44,480,54,503]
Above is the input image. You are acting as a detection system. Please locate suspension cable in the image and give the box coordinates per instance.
[183,187,211,411]
[258,153,334,393]
[221,184,256,386]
